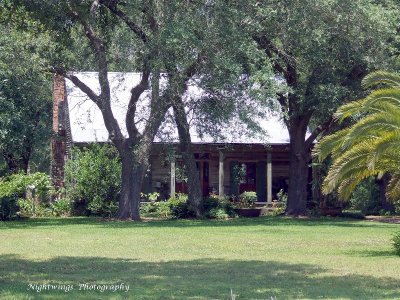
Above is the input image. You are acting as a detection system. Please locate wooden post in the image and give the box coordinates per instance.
[267,152,272,204]
[218,150,224,198]
[170,156,176,199]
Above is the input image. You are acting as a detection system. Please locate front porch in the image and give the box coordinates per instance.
[146,143,291,202]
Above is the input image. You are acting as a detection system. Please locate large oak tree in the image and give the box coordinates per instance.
[250,0,399,215]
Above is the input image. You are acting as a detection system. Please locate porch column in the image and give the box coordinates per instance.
[267,152,272,204]
[170,156,176,199]
[218,150,224,198]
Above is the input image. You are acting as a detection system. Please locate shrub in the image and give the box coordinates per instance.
[140,201,171,218]
[392,232,400,256]
[17,198,52,217]
[207,207,229,219]
[273,189,288,215]
[0,196,19,220]
[237,191,257,208]
[203,195,220,211]
[64,144,121,217]
[51,198,72,217]
[350,179,381,215]
[0,172,53,220]
[204,194,237,219]
[167,193,195,219]
[393,199,400,215]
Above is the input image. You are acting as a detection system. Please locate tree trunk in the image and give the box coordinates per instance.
[377,174,394,212]
[286,117,311,216]
[116,154,134,219]
[116,138,153,221]
[173,102,203,217]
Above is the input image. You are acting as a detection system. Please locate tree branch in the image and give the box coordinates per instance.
[66,3,124,148]
[253,34,296,78]
[126,69,150,140]
[69,8,110,102]
[305,116,335,148]
[99,0,148,43]
[52,67,100,103]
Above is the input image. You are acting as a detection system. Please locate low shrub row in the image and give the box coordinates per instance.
[140,193,237,219]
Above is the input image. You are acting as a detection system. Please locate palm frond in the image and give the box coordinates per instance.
[386,173,400,200]
[362,71,400,89]
[312,128,350,162]
[315,70,400,201]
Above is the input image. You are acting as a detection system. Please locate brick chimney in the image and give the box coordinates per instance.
[51,74,68,188]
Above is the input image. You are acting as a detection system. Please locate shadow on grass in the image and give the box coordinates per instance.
[1,216,396,231]
[0,254,399,299]
[346,249,396,257]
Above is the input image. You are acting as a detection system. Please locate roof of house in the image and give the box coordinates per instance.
[65,72,293,144]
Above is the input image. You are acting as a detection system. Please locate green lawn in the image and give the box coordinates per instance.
[0,217,399,299]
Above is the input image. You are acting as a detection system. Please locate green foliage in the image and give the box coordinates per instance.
[273,189,288,215]
[0,196,18,220]
[236,191,258,208]
[314,71,400,201]
[0,172,53,220]
[167,194,195,219]
[140,201,171,218]
[16,198,51,218]
[0,22,52,174]
[50,198,71,217]
[141,192,160,202]
[349,179,381,215]
[0,172,52,200]
[140,192,170,218]
[392,232,400,256]
[17,198,71,218]
[204,194,236,219]
[207,208,229,220]
[64,144,121,217]
[393,200,400,215]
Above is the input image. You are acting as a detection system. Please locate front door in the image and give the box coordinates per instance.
[239,162,257,193]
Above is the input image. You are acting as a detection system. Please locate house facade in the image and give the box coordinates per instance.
[51,72,303,204]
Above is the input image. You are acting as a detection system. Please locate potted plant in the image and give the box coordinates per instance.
[233,191,263,217]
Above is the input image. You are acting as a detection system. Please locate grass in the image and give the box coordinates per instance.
[0,216,399,299]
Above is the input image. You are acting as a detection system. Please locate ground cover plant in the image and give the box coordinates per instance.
[0,217,399,299]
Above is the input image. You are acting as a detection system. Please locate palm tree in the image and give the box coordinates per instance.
[314,71,400,201]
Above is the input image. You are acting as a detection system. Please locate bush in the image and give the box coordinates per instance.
[207,207,229,219]
[0,196,19,220]
[51,198,72,217]
[350,179,381,215]
[17,198,52,217]
[140,201,171,218]
[273,189,288,215]
[167,193,195,219]
[204,194,237,219]
[237,191,257,208]
[393,199,400,215]
[203,195,220,211]
[0,172,53,220]
[65,144,121,217]
[392,232,400,256]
